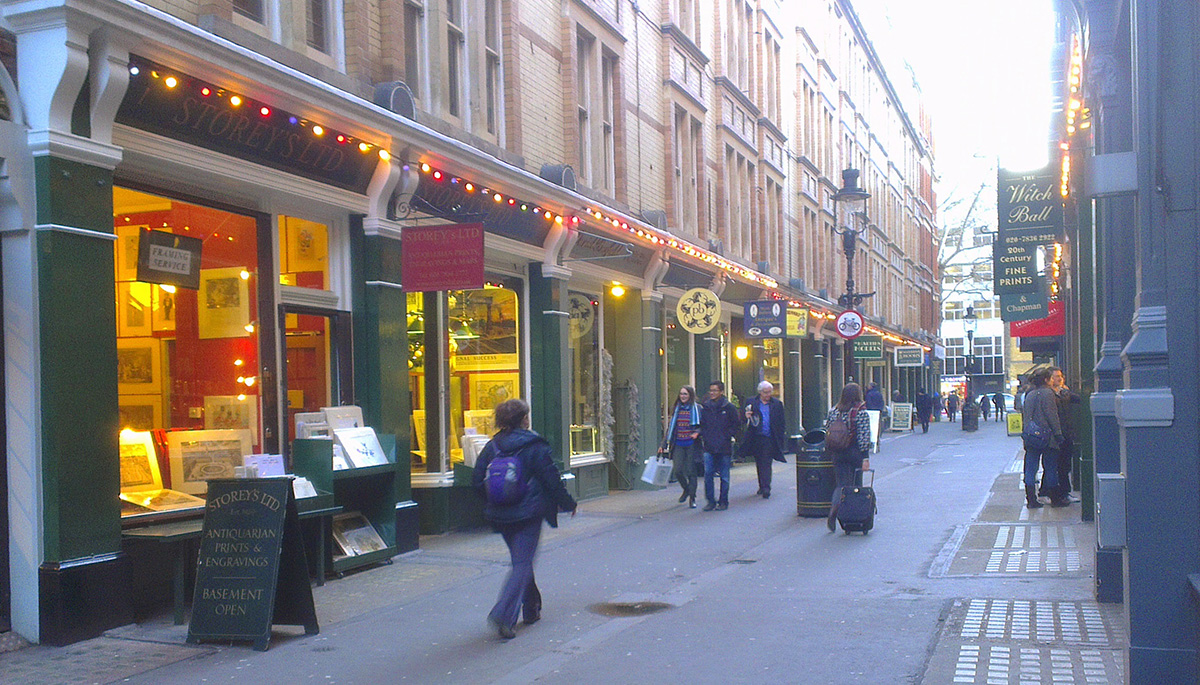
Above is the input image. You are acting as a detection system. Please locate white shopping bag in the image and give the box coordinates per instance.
[640,455,674,486]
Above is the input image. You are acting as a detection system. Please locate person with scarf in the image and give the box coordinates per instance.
[661,385,702,508]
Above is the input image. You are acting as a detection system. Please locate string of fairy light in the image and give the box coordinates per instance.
[128,58,930,350]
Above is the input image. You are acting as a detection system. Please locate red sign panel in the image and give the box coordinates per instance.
[1009,300,1065,338]
[401,223,485,292]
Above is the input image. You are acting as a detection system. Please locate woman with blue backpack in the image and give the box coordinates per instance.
[472,398,577,639]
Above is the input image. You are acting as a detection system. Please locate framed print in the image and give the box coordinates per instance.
[119,394,162,431]
[204,395,259,445]
[332,427,389,468]
[331,512,387,556]
[118,429,162,493]
[471,373,519,410]
[284,216,328,274]
[166,429,253,494]
[197,267,251,339]
[463,409,495,437]
[116,337,161,395]
[151,285,177,332]
[115,225,146,282]
[117,281,153,338]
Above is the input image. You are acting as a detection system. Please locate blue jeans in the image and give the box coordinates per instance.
[489,518,542,628]
[704,452,732,504]
[1024,446,1059,491]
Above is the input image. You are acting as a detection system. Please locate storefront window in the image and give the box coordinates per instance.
[568,291,601,456]
[113,187,262,506]
[284,312,332,443]
[278,216,330,289]
[407,292,429,468]
[762,337,783,400]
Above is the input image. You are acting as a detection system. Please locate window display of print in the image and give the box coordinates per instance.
[117,281,153,337]
[281,215,329,282]
[449,286,519,370]
[204,395,259,444]
[569,291,601,456]
[166,429,253,494]
[151,285,176,332]
[197,267,251,339]
[471,373,518,410]
[119,395,162,431]
[116,338,161,395]
[331,512,388,557]
[119,430,160,491]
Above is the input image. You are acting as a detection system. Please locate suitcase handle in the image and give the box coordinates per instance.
[855,468,875,489]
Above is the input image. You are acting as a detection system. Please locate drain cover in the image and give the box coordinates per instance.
[587,601,674,617]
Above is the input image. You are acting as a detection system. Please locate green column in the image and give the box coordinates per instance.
[604,287,662,489]
[801,338,824,431]
[783,337,802,438]
[694,331,722,390]
[1075,197,1096,522]
[529,264,570,471]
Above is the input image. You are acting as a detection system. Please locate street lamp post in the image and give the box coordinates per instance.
[962,305,979,432]
[832,169,873,384]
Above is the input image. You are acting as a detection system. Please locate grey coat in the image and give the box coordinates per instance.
[1022,386,1064,449]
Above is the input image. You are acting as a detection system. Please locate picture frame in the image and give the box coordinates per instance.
[115,225,146,282]
[118,429,162,493]
[463,409,495,437]
[332,427,390,468]
[197,267,251,340]
[284,216,328,275]
[118,394,162,431]
[117,281,153,338]
[331,512,388,557]
[116,337,161,395]
[204,395,259,446]
[166,428,253,494]
[471,372,520,410]
[151,285,177,332]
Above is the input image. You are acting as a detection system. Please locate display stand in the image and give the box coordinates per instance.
[291,436,400,574]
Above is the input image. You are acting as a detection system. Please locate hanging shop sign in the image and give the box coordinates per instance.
[116,56,381,194]
[995,166,1062,297]
[852,336,883,359]
[743,300,786,338]
[676,288,721,334]
[136,229,203,290]
[188,478,318,651]
[786,307,808,337]
[1009,300,1065,338]
[1000,290,1049,322]
[401,223,485,292]
[834,310,864,339]
[893,345,925,367]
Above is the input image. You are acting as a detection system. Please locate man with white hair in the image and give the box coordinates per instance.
[742,381,787,498]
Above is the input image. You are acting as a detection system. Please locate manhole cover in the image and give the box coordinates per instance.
[587,601,674,617]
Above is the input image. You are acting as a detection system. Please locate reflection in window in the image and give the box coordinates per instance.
[448,284,520,466]
[568,292,601,456]
[112,186,262,453]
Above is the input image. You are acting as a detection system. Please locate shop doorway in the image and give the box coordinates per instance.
[279,306,353,461]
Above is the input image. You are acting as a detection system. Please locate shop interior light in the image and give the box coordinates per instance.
[159,284,176,294]
[734,345,750,361]
[244,322,256,334]
[234,359,244,367]
[239,269,251,280]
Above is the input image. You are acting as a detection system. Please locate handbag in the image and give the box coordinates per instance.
[640,454,674,487]
[1022,417,1051,451]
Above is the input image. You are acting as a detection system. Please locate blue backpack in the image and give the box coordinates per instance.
[485,447,529,505]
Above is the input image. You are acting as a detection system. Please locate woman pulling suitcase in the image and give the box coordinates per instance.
[824,383,873,532]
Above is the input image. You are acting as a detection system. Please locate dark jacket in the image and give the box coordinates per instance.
[1054,386,1082,442]
[915,392,933,420]
[946,394,960,411]
[864,387,885,411]
[1022,386,1064,449]
[472,428,577,529]
[993,393,1005,411]
[700,396,741,455]
[743,396,786,459]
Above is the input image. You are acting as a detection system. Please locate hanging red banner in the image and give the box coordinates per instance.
[401,223,485,292]
[1009,300,1065,338]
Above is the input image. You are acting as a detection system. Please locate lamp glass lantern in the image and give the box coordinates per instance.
[832,169,871,310]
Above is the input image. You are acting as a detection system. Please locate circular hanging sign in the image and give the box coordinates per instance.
[676,288,721,334]
[835,310,865,339]
[568,293,596,339]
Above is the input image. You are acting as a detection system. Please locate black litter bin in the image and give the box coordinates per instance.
[796,429,835,518]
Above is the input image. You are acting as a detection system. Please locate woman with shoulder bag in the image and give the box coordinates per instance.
[824,383,873,532]
[661,386,702,508]
[1020,367,1067,508]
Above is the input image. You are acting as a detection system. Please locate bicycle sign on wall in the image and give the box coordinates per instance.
[835,310,864,339]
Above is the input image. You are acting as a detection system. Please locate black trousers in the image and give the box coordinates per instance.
[1057,438,1074,494]
[751,435,782,493]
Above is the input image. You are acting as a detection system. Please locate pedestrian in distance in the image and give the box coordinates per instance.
[742,381,787,499]
[946,391,959,423]
[699,380,741,511]
[915,388,933,433]
[978,394,991,422]
[660,385,702,508]
[934,392,945,422]
[992,392,1005,422]
[1021,367,1068,508]
[825,383,872,532]
[472,398,577,640]
[1048,366,1082,503]
[864,382,886,449]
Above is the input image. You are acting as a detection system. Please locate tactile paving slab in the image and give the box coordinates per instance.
[938,523,1087,577]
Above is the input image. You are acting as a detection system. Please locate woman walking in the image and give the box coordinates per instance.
[472,399,577,639]
[661,385,702,508]
[825,383,873,532]
[1021,367,1068,508]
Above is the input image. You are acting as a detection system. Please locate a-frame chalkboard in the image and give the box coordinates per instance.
[187,478,319,651]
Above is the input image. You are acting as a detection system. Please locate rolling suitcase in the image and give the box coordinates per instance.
[836,469,876,534]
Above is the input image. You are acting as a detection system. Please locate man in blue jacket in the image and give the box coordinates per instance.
[699,380,741,511]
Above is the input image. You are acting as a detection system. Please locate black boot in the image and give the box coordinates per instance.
[1025,485,1043,509]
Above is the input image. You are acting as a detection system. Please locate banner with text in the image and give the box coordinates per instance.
[401,223,485,292]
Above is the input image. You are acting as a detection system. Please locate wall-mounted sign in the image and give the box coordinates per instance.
[677,288,720,334]
[136,229,202,290]
[894,345,925,367]
[834,310,864,339]
[401,223,485,292]
[1000,290,1049,322]
[852,336,883,359]
[995,166,1062,298]
[116,56,379,194]
[785,307,808,338]
[743,300,786,338]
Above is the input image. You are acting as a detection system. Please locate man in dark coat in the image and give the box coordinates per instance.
[742,381,786,499]
[915,388,933,433]
[473,399,577,639]
[699,380,742,511]
[992,392,1005,422]
[946,392,960,422]
[1048,367,1082,502]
